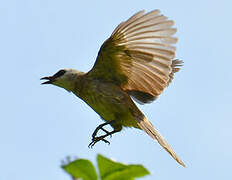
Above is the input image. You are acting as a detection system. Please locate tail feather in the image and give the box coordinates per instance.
[135,115,186,167]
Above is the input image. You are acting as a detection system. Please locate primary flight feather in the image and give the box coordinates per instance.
[41,10,185,167]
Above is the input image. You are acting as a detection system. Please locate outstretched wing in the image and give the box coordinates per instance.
[88,10,182,103]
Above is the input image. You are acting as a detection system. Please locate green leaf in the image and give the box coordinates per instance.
[62,159,98,180]
[97,154,150,180]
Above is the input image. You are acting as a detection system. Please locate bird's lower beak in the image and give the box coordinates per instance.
[40,76,54,84]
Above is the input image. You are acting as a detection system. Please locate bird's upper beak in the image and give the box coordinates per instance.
[40,76,55,84]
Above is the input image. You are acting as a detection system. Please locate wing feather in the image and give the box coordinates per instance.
[88,10,182,103]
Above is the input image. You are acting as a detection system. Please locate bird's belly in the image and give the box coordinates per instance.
[87,96,117,120]
[83,92,129,122]
[88,98,138,128]
[77,81,139,128]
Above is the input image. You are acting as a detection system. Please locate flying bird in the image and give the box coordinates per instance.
[41,10,185,167]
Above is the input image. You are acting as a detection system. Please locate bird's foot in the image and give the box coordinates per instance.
[88,121,119,148]
[92,127,112,139]
[100,127,112,138]
[91,121,115,139]
[88,136,110,148]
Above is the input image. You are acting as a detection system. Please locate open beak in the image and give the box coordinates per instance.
[40,76,54,84]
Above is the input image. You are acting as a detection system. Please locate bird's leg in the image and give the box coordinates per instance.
[89,120,118,148]
[88,129,120,148]
[91,120,115,139]
[99,127,111,137]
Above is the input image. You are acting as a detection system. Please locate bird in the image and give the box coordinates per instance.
[41,10,185,167]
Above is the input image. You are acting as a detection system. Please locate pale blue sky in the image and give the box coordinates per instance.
[1,0,232,179]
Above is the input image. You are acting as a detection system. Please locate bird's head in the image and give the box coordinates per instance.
[41,69,84,92]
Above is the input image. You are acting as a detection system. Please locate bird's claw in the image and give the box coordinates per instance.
[91,127,111,139]
[100,128,112,138]
[88,136,110,148]
[89,121,117,148]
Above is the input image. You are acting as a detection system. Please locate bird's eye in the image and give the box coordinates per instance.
[53,70,66,78]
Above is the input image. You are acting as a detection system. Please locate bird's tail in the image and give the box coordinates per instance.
[135,114,186,167]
